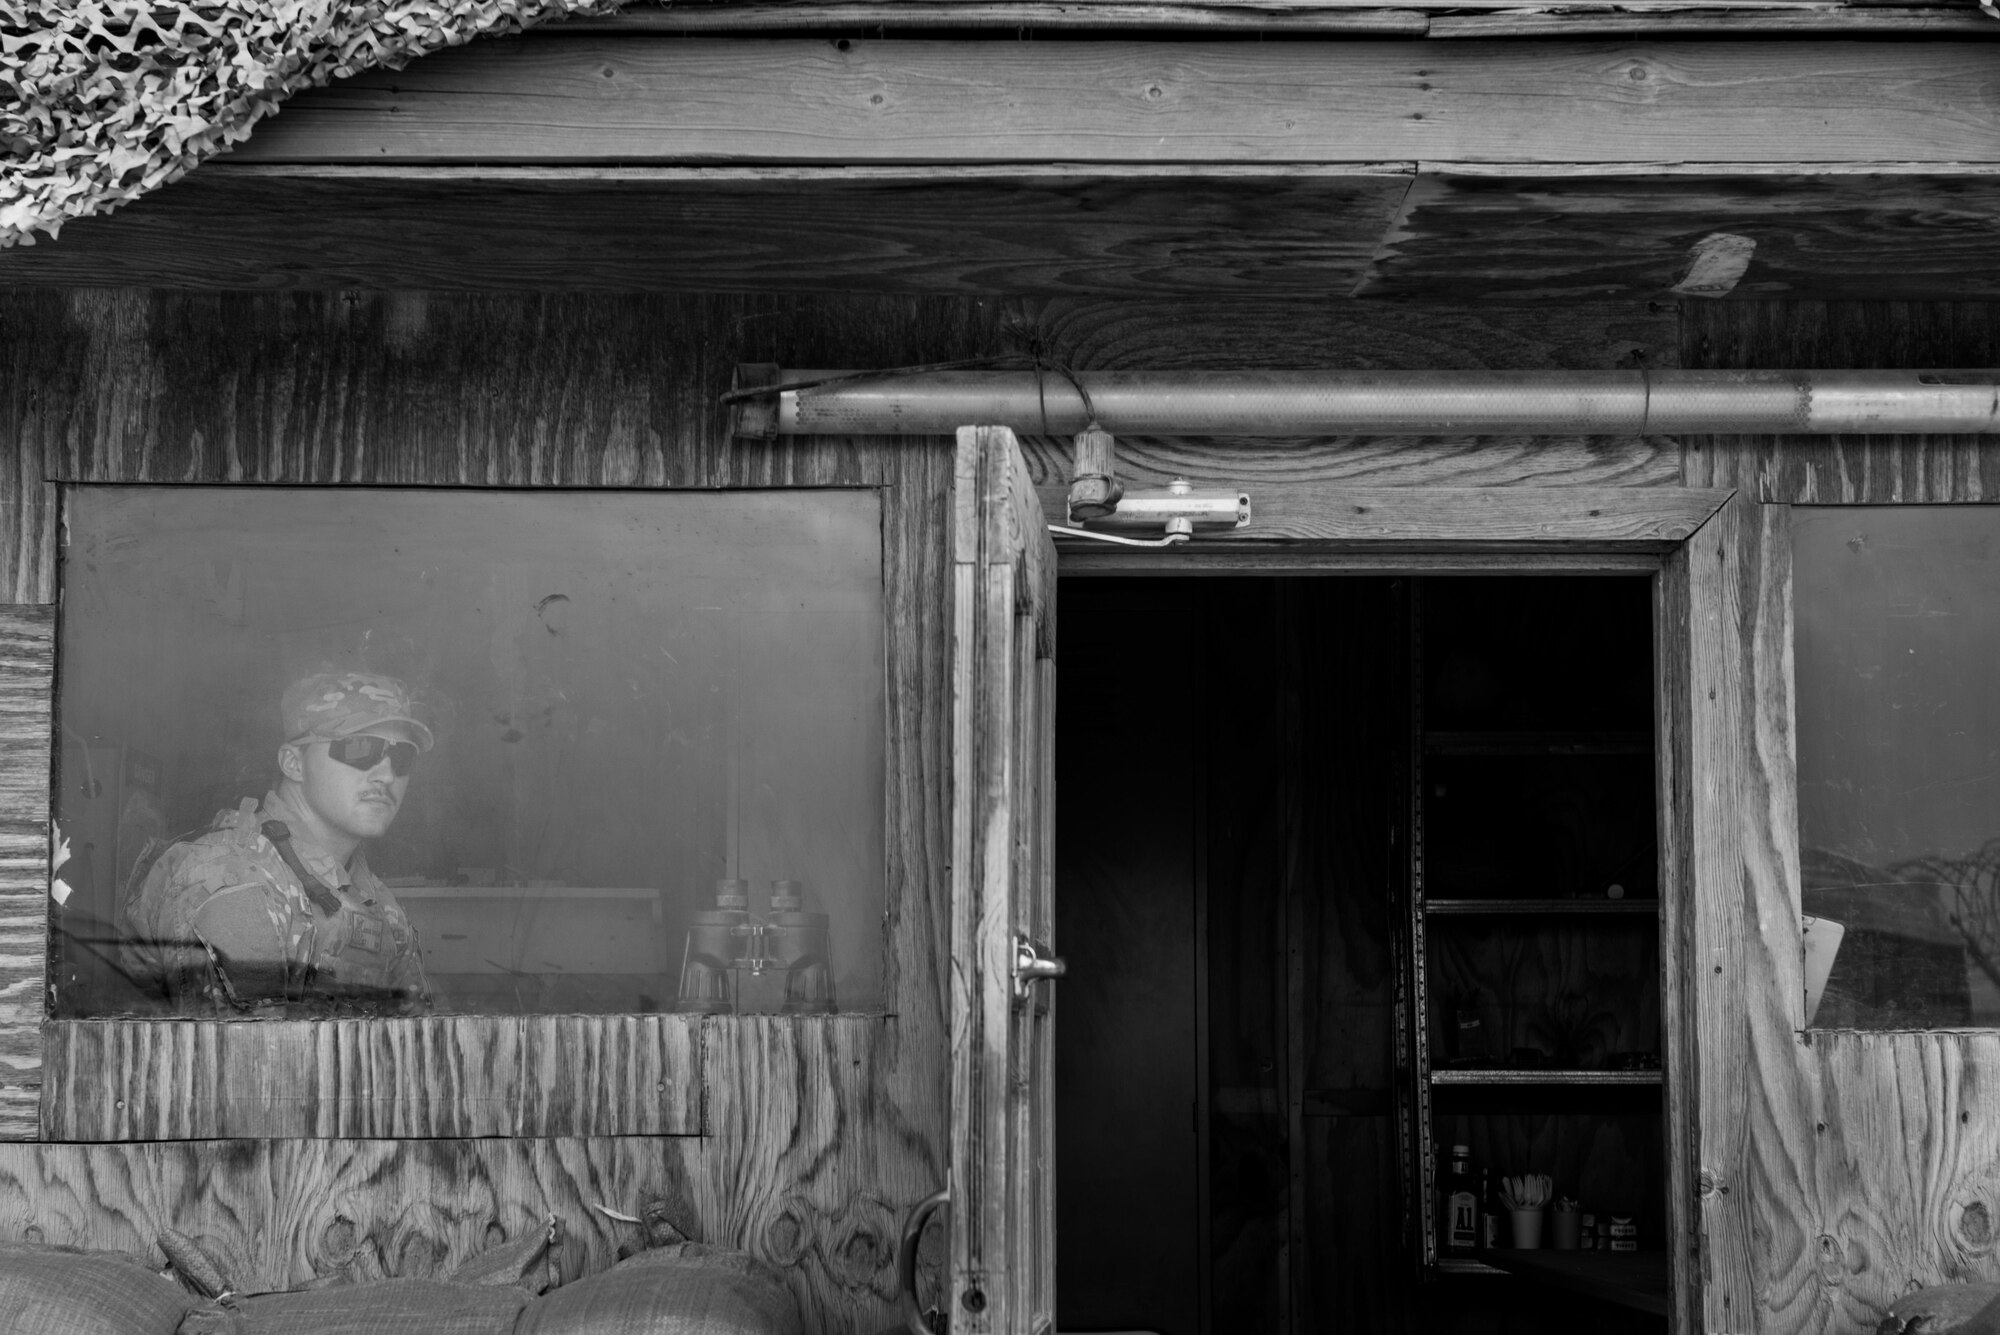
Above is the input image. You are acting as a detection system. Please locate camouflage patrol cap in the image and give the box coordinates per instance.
[281,671,435,752]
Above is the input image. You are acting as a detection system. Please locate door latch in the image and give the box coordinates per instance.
[1013,934,1067,1000]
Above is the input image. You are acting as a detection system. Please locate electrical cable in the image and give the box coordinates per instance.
[1045,525,1189,548]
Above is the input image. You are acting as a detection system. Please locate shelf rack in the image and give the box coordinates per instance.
[1399,579,1667,1275]
[1426,898,1656,917]
[1422,731,1653,756]
[1430,1069,1662,1087]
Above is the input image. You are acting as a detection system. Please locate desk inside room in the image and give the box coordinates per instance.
[392,886,669,1014]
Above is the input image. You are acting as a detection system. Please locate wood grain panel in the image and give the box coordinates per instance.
[1363,172,2000,304]
[1655,539,1702,1335]
[16,166,2000,306]
[1811,1032,2000,1325]
[230,40,2000,166]
[42,1015,698,1140]
[945,426,1061,1334]
[1684,494,1821,1335]
[0,1138,701,1294]
[0,291,1685,591]
[700,1015,945,1335]
[1036,484,1728,549]
[15,1023,941,1324]
[0,290,1017,598]
[1679,302,2000,1335]
[880,437,955,1042]
[0,168,1410,298]
[1429,7,2000,34]
[1010,298,1683,492]
[550,0,1925,28]
[0,608,52,1141]
[519,1015,701,1138]
[571,2,1436,31]
[1682,300,2000,502]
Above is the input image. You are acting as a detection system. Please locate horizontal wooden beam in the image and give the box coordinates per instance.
[1428,6,1999,36]
[11,163,2000,299]
[562,3,1436,33]
[1038,483,1733,547]
[547,0,1958,24]
[229,38,2000,167]
[0,166,1405,294]
[1362,169,2000,301]
[545,3,1998,35]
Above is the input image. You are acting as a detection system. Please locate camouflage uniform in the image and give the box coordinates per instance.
[125,785,428,1015]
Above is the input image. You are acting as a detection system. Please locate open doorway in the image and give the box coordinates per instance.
[1054,575,1667,1335]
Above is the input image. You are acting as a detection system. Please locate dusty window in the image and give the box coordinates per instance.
[53,487,885,1018]
[1795,506,2000,1028]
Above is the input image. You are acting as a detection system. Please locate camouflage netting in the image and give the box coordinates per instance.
[0,1,629,249]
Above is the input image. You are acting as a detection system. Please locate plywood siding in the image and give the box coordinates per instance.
[12,288,1987,1335]
[14,167,2000,305]
[228,40,2000,167]
[0,292,1683,601]
[0,290,980,1335]
[1682,301,2000,1335]
[0,607,51,1139]
[1682,301,2000,504]
[41,1016,700,1141]
[0,1137,704,1292]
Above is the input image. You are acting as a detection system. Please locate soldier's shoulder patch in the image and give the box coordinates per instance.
[164,835,282,890]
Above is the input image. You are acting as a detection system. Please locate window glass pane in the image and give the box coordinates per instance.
[54,487,885,1018]
[1795,506,2000,1028]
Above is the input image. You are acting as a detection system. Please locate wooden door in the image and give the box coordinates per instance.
[949,425,1060,1335]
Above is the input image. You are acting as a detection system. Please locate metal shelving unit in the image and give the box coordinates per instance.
[1426,898,1656,917]
[1430,1069,1663,1087]
[1423,731,1653,757]
[1399,579,1666,1275]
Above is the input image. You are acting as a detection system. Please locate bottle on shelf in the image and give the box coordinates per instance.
[1479,1167,1498,1250]
[1443,1144,1478,1254]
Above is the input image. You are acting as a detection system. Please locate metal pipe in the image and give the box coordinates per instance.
[732,368,2000,437]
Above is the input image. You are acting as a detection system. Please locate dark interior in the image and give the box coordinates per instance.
[1055,574,1666,1335]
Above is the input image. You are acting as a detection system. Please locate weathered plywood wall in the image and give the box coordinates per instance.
[1682,300,2000,1335]
[33,290,2000,1335]
[40,1016,701,1141]
[0,289,990,1333]
[0,291,1684,596]
[0,607,51,1137]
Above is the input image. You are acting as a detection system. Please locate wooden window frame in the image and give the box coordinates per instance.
[1058,480,1737,1335]
[6,479,920,1145]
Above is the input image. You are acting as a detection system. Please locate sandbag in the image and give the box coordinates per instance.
[176,1277,527,1335]
[513,1244,801,1335]
[448,1219,560,1295]
[0,1239,198,1335]
[1879,1284,2000,1335]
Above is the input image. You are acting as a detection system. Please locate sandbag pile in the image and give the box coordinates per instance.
[1878,1284,2000,1335]
[0,1239,199,1335]
[0,1232,804,1335]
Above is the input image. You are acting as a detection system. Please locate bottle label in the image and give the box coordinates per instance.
[1447,1191,1478,1250]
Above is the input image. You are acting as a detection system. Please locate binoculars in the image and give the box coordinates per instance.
[675,879,835,1015]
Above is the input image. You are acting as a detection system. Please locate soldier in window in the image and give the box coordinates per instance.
[125,671,433,1015]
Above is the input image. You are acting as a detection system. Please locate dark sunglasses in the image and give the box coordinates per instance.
[325,735,420,776]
